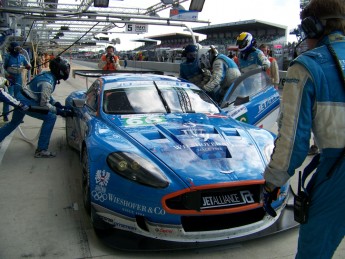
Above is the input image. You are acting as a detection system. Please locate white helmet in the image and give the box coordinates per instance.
[208,45,219,64]
[197,46,211,69]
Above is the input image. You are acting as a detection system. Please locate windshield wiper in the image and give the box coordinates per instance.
[153,81,171,113]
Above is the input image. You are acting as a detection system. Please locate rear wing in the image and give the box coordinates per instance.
[72,69,164,79]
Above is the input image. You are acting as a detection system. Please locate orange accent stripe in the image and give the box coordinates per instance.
[163,203,263,215]
[162,180,264,215]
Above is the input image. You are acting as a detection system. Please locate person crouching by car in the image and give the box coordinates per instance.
[98,45,120,71]
[0,57,73,158]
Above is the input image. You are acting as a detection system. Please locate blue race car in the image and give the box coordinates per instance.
[65,71,294,250]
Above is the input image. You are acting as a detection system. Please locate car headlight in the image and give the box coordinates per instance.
[106,152,169,188]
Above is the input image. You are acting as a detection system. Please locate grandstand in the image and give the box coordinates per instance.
[136,19,294,69]
[147,33,199,48]
[193,19,287,49]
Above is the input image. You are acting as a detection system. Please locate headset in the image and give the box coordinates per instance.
[301,15,345,39]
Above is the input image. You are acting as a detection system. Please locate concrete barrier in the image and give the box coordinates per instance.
[75,58,288,88]
[126,60,288,88]
[126,60,180,74]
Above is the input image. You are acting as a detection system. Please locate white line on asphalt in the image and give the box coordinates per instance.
[0,131,15,165]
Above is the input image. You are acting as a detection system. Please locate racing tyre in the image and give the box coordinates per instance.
[81,147,91,215]
[65,117,74,149]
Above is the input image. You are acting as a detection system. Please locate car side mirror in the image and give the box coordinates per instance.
[234,96,249,106]
[72,98,86,108]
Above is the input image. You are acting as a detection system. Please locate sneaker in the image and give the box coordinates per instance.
[34,149,56,158]
[308,145,319,156]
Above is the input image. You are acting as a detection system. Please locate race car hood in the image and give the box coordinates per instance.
[109,113,272,187]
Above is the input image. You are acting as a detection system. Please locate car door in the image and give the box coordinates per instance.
[66,79,102,151]
[80,79,102,141]
[219,68,280,129]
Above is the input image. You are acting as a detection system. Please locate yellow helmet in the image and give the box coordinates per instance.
[236,32,253,52]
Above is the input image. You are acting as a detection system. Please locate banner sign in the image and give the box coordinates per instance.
[170,9,198,21]
[125,24,148,34]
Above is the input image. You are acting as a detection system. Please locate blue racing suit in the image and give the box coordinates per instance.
[264,32,345,258]
[238,48,270,73]
[179,58,204,87]
[203,54,241,102]
[3,53,31,116]
[0,72,59,151]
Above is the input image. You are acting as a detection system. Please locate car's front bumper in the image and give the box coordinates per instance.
[93,187,298,251]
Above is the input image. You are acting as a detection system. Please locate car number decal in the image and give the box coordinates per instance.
[121,114,166,126]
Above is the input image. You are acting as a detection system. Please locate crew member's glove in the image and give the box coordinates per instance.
[56,107,74,117]
[202,69,212,77]
[263,183,280,217]
[19,102,30,111]
[54,102,64,109]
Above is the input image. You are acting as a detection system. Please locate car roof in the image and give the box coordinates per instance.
[101,73,178,83]
[100,73,199,91]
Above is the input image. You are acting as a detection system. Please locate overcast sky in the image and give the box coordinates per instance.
[96,0,302,51]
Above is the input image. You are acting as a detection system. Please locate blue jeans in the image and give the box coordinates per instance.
[0,91,57,151]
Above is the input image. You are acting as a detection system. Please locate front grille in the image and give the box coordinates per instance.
[166,185,261,211]
[182,208,265,232]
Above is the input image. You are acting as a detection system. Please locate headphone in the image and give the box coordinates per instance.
[301,15,345,39]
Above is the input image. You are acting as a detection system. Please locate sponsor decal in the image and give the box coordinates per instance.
[92,190,107,202]
[92,170,110,203]
[95,170,110,187]
[107,193,166,215]
[173,141,224,150]
[206,113,227,118]
[114,222,137,231]
[228,105,248,122]
[284,78,300,84]
[155,227,174,234]
[258,93,280,115]
[238,115,248,123]
[228,105,247,118]
[181,124,210,141]
[201,190,254,209]
[100,216,137,231]
[193,145,228,159]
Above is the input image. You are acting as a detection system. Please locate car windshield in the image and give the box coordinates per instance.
[103,82,219,114]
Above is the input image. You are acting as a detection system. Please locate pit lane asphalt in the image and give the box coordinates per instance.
[0,60,344,259]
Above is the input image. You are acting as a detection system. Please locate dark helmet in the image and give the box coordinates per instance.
[49,56,70,81]
[184,44,197,53]
[182,44,198,62]
[8,42,21,56]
